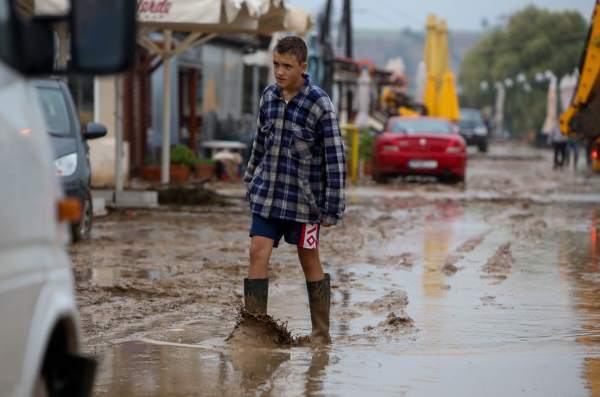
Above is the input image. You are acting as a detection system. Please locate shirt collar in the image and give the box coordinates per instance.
[274,73,312,100]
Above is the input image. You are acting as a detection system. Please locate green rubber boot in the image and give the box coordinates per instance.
[244,278,268,315]
[306,273,331,344]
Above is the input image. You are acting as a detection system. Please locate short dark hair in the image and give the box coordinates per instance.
[274,36,307,64]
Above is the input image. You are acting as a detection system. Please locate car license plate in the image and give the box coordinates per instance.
[408,160,437,169]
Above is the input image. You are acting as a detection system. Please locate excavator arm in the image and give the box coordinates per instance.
[559,0,600,138]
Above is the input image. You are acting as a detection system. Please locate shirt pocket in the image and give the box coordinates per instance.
[291,127,316,161]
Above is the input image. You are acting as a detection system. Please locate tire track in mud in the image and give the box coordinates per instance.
[457,230,492,253]
[440,230,491,276]
[481,242,515,284]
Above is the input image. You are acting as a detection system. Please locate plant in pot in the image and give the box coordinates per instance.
[142,155,161,182]
[194,157,216,181]
[170,144,196,183]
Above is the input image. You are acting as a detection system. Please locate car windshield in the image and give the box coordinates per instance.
[35,87,72,137]
[389,119,452,134]
[459,109,484,128]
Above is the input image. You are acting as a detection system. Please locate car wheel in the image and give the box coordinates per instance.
[372,171,390,184]
[478,140,488,153]
[71,190,93,242]
[452,174,465,184]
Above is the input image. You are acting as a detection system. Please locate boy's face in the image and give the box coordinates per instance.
[273,51,307,91]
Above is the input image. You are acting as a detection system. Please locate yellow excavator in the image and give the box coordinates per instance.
[559,0,600,170]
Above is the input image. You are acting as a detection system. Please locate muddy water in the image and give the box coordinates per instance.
[86,200,600,397]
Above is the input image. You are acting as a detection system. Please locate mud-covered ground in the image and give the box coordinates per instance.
[70,142,600,396]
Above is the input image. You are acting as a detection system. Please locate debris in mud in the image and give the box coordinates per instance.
[441,263,459,276]
[480,295,496,305]
[508,212,535,221]
[457,231,490,253]
[358,290,409,313]
[441,255,462,276]
[393,253,415,268]
[367,253,415,269]
[364,312,415,336]
[479,295,513,310]
[226,308,294,348]
[381,312,414,327]
[481,242,514,283]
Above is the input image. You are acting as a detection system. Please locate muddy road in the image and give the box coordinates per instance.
[70,143,600,396]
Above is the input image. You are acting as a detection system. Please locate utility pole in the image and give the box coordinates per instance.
[319,0,334,96]
[342,0,353,121]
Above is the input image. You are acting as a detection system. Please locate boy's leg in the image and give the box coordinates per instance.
[246,215,281,315]
[294,229,331,344]
[249,236,274,278]
[297,247,325,282]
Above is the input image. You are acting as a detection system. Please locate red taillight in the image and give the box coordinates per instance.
[446,140,464,153]
[592,150,598,160]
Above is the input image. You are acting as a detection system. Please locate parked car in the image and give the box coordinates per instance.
[457,108,489,152]
[372,116,467,184]
[0,0,135,396]
[33,79,107,242]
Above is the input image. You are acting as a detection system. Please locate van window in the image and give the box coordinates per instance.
[36,87,73,136]
[0,0,11,65]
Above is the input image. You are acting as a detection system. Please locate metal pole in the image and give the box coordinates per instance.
[351,125,359,184]
[252,64,259,121]
[344,0,353,59]
[161,29,173,184]
[115,75,124,195]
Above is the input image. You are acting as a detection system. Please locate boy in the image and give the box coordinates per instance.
[242,36,346,344]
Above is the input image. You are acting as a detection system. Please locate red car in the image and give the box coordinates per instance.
[372,116,467,184]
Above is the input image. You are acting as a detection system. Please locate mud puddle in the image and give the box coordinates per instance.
[81,200,600,396]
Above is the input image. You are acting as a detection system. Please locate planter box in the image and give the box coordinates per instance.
[170,164,190,183]
[141,165,161,182]
[194,163,215,181]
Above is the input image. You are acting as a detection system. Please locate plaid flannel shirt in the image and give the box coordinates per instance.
[243,74,346,225]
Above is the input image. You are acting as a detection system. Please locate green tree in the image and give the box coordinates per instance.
[459,6,587,137]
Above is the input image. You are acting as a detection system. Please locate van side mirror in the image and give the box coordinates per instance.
[70,0,136,74]
[0,0,136,76]
[0,3,55,74]
[83,122,107,140]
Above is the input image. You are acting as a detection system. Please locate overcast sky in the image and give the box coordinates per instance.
[288,0,594,31]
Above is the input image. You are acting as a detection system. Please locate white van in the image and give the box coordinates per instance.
[0,1,135,396]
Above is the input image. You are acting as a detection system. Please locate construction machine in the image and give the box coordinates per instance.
[559,0,600,169]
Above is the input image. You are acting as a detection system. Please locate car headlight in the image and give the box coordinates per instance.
[54,153,78,177]
[474,126,487,136]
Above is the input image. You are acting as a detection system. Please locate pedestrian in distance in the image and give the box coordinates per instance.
[566,135,580,171]
[548,123,567,170]
[242,36,346,344]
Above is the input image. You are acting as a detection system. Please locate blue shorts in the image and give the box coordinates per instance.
[250,214,320,249]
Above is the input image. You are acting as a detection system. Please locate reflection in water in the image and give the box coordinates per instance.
[335,268,352,338]
[228,348,291,395]
[303,348,330,397]
[584,357,600,396]
[421,202,463,298]
[95,342,291,396]
[558,208,600,396]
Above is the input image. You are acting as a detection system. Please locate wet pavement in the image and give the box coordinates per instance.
[70,142,600,396]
